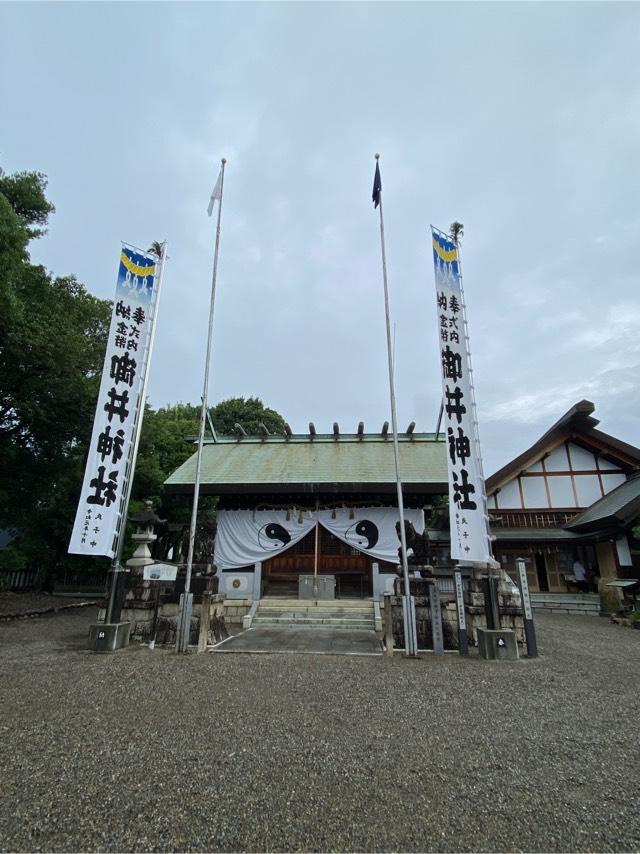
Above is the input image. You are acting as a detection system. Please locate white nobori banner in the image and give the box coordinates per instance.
[431,229,492,564]
[69,246,160,558]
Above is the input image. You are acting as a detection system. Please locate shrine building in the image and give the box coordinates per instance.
[486,400,640,594]
[164,424,449,603]
[163,401,640,616]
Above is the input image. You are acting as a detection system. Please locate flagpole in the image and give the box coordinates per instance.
[176,157,226,653]
[105,241,168,625]
[374,154,418,657]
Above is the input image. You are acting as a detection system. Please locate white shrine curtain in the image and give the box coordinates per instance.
[213,507,425,569]
[317,507,425,564]
[214,509,316,569]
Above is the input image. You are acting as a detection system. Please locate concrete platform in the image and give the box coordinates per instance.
[212,625,383,656]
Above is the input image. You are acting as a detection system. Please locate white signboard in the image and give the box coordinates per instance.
[69,246,160,557]
[431,230,492,564]
[143,564,178,582]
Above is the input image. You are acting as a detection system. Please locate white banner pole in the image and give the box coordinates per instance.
[374,154,418,657]
[454,233,494,573]
[431,225,495,583]
[105,241,168,623]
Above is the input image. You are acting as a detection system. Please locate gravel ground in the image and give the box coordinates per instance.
[0,592,95,618]
[1,609,639,853]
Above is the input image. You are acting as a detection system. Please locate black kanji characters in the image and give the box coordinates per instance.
[110,351,137,387]
[445,385,467,424]
[87,466,119,507]
[104,387,130,423]
[97,425,125,464]
[132,307,145,325]
[114,335,126,349]
[437,292,447,309]
[452,468,477,510]
[447,426,471,466]
[441,345,463,382]
[116,301,131,320]
[449,295,460,314]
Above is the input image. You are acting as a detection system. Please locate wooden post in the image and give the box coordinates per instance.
[198,592,212,653]
[384,593,394,656]
[149,581,161,649]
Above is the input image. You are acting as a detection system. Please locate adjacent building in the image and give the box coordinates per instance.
[486,400,640,593]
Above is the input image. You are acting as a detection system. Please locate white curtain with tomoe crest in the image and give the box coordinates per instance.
[213,507,426,569]
[214,509,317,569]
[317,507,425,563]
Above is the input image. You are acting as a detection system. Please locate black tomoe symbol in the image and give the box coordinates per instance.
[258,523,291,550]
[345,520,379,550]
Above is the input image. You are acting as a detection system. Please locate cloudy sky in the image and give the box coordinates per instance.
[2,2,639,475]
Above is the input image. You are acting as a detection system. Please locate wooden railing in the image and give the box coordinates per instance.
[491,511,578,529]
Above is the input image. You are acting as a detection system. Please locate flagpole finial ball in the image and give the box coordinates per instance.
[374,152,380,160]
[221,157,227,164]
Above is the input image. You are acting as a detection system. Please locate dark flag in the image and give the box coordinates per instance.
[372,160,382,208]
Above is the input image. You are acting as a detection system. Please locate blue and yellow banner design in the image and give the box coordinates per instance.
[432,229,460,282]
[117,247,156,305]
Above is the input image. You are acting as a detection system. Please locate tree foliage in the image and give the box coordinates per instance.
[210,396,286,436]
[0,167,111,580]
[131,397,287,559]
[0,166,288,578]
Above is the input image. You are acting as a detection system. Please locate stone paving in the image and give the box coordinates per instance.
[214,625,383,655]
[1,607,639,852]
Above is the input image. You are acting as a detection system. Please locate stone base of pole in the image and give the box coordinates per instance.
[175,593,194,653]
[88,622,131,653]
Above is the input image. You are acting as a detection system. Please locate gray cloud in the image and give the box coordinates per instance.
[1,1,638,476]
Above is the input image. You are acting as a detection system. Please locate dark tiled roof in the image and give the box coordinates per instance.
[565,473,640,532]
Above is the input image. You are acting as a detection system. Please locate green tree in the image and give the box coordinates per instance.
[130,397,288,560]
[0,168,111,583]
[210,396,286,435]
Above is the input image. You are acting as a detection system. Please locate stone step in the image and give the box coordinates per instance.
[252,597,376,630]
[530,593,600,614]
[253,615,376,628]
[259,600,372,610]
[531,593,599,603]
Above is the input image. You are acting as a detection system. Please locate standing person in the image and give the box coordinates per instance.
[573,557,588,593]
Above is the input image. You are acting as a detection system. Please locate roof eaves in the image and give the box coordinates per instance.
[486,400,640,495]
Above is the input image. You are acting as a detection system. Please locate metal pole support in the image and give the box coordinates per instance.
[402,594,417,655]
[454,569,469,656]
[482,575,501,629]
[516,558,538,657]
[175,592,194,653]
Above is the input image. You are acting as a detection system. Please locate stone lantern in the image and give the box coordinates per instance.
[125,501,166,605]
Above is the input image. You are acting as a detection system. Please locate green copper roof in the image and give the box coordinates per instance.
[164,433,447,495]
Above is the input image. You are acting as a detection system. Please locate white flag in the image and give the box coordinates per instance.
[207,170,222,216]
